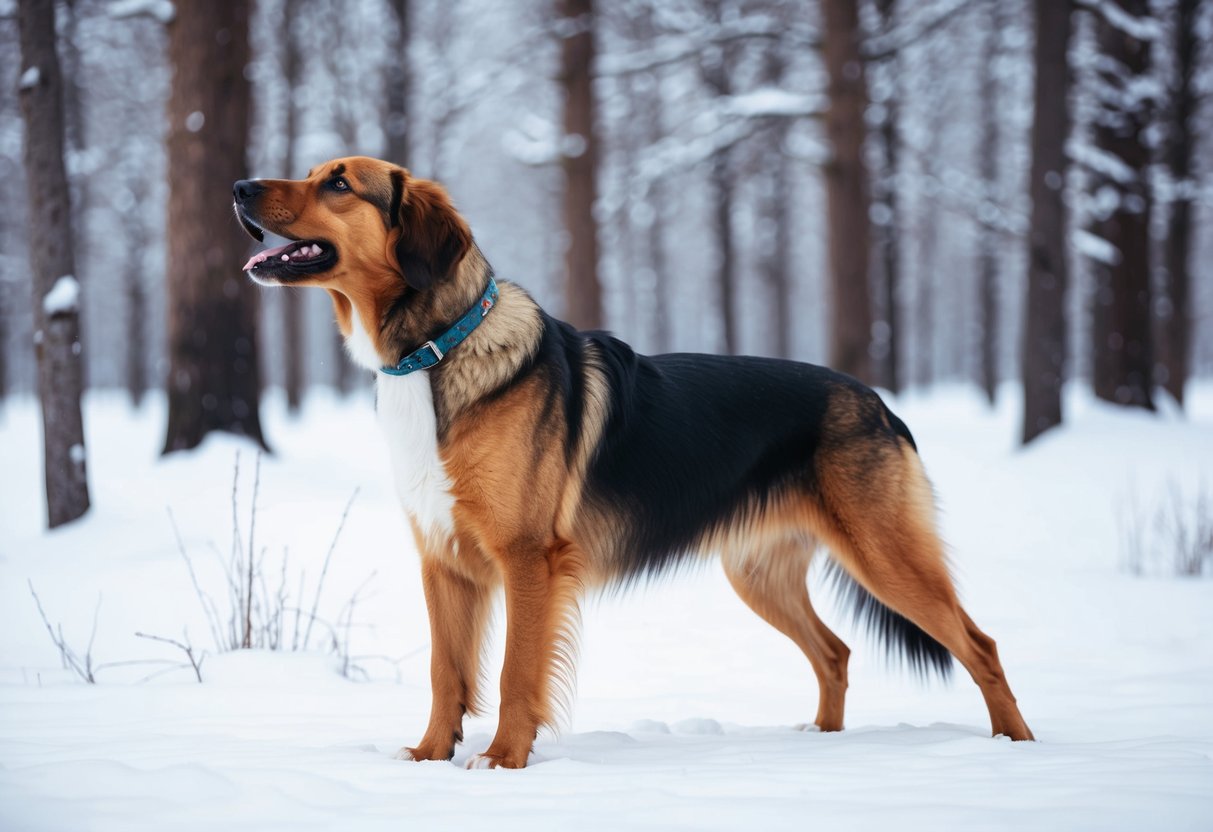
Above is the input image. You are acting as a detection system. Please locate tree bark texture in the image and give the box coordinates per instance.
[700,16,738,355]
[758,49,792,360]
[1021,0,1073,445]
[1090,0,1154,411]
[822,0,873,384]
[709,151,737,354]
[558,0,603,330]
[978,1,1001,405]
[123,203,147,407]
[18,0,91,527]
[386,0,412,167]
[162,0,268,452]
[1158,0,1197,406]
[872,0,900,392]
[282,0,304,413]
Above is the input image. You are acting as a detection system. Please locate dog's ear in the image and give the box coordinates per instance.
[389,170,472,291]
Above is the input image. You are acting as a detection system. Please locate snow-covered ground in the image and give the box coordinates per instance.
[1,384,1211,831]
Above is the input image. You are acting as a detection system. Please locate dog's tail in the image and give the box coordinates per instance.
[882,401,918,453]
[821,558,954,681]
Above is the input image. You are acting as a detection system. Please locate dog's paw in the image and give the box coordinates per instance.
[395,744,453,762]
[465,751,527,770]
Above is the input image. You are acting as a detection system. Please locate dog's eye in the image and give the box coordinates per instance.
[331,177,350,192]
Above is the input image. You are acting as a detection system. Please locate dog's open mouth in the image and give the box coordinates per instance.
[242,238,338,281]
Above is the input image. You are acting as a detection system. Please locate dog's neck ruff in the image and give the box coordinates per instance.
[380,277,499,377]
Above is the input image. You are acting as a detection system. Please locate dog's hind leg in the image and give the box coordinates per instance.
[817,444,1035,741]
[400,554,494,762]
[722,538,851,732]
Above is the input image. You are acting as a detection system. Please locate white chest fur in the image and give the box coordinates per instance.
[345,305,456,541]
[376,371,456,540]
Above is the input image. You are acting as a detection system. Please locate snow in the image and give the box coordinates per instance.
[1073,228,1120,266]
[2,385,1212,831]
[1076,0,1163,42]
[724,87,825,119]
[106,0,176,24]
[1068,139,1138,187]
[19,66,40,91]
[41,275,80,316]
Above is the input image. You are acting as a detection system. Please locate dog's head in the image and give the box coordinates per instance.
[233,156,471,292]
[233,157,475,366]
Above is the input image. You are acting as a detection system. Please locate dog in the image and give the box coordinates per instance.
[233,156,1034,769]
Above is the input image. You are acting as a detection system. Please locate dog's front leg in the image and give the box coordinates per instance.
[398,556,492,762]
[466,548,555,770]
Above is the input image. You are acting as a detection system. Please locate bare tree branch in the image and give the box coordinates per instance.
[135,631,204,682]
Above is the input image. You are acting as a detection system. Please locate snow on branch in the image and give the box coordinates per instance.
[1073,228,1121,265]
[1075,0,1163,41]
[863,0,982,62]
[597,16,819,78]
[723,87,826,119]
[636,114,760,189]
[107,0,175,23]
[1068,138,1138,186]
[501,114,562,167]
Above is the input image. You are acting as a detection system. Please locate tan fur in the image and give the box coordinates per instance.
[240,157,1033,770]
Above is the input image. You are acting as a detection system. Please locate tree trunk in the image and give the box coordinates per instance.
[123,202,147,408]
[647,174,671,352]
[0,280,7,405]
[822,0,873,384]
[643,91,671,353]
[60,0,91,332]
[871,0,900,392]
[700,16,738,356]
[913,30,942,391]
[1022,0,1073,445]
[162,0,268,453]
[977,1,1001,406]
[558,0,603,330]
[17,0,91,527]
[759,140,792,359]
[0,211,8,405]
[1158,0,1197,407]
[1090,0,1154,411]
[758,50,792,360]
[386,0,412,167]
[709,151,737,354]
[282,0,304,414]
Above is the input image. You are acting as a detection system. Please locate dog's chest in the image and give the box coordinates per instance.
[375,372,456,541]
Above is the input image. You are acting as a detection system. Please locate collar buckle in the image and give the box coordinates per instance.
[421,340,444,364]
[379,277,498,377]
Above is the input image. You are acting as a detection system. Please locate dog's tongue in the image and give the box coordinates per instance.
[243,242,295,272]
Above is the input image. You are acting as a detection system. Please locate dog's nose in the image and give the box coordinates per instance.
[232,179,265,203]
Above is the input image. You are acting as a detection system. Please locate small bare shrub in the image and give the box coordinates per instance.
[167,451,380,678]
[28,451,390,685]
[28,583,199,683]
[28,581,100,683]
[1120,478,1213,578]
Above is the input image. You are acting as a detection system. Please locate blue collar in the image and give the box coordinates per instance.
[379,277,499,376]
